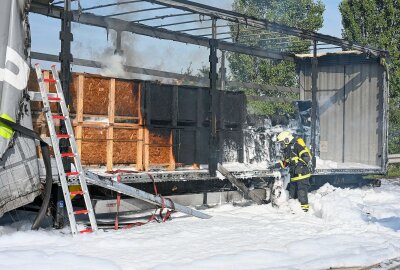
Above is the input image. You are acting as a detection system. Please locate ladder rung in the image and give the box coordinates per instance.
[74,209,89,215]
[66,171,79,177]
[80,229,93,234]
[48,97,61,101]
[56,134,70,139]
[70,191,84,195]
[61,152,75,157]
[52,115,65,120]
[44,78,57,83]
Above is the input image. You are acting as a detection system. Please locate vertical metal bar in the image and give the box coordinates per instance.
[238,92,245,163]
[216,21,224,164]
[195,88,203,165]
[220,50,226,90]
[311,40,318,170]
[299,67,305,100]
[209,17,219,176]
[342,65,346,163]
[202,192,208,206]
[54,186,65,229]
[60,0,72,105]
[115,31,123,55]
[59,0,73,156]
[145,83,152,126]
[218,50,227,164]
[212,18,217,39]
[172,85,178,127]
[382,60,389,172]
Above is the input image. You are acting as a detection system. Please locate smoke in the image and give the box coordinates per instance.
[96,31,137,78]
[98,0,233,76]
[73,0,234,82]
[92,32,183,85]
[98,49,126,77]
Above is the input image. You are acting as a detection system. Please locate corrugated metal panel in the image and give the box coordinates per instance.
[319,65,345,163]
[304,65,345,162]
[299,53,386,171]
[343,64,381,165]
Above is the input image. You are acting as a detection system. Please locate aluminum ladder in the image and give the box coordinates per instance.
[35,64,98,235]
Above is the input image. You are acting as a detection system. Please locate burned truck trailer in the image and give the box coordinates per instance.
[0,0,389,220]
[26,49,389,214]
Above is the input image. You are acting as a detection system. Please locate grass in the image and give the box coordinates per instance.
[361,164,400,180]
[387,164,400,178]
[364,164,400,179]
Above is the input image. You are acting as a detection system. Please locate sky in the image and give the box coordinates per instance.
[29,0,343,75]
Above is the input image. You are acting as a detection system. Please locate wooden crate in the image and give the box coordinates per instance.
[113,127,139,164]
[144,127,175,171]
[29,70,179,171]
[73,75,143,170]
[79,126,107,165]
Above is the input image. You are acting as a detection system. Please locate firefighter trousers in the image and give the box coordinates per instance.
[288,178,310,205]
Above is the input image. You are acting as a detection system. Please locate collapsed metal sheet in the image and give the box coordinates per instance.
[0,0,41,217]
[0,111,40,216]
[244,101,318,165]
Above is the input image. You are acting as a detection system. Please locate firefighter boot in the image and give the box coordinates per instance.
[301,204,309,212]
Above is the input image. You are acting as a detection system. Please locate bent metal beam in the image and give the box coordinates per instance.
[30,51,300,94]
[29,2,294,61]
[85,170,212,220]
[144,0,387,57]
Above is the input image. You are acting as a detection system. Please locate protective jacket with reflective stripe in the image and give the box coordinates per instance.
[277,137,312,181]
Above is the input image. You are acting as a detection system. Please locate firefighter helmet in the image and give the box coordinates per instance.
[277,131,294,146]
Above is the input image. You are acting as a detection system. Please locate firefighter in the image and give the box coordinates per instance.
[268,131,312,212]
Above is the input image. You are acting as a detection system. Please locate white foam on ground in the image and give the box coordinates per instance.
[1,180,400,270]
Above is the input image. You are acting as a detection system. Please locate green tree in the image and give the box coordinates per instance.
[339,0,400,153]
[228,0,325,115]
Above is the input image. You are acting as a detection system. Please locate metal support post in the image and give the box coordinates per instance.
[202,192,208,206]
[59,0,73,156]
[212,18,217,39]
[115,31,124,55]
[219,50,226,90]
[209,18,219,176]
[60,0,73,105]
[311,40,318,170]
[53,185,65,229]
